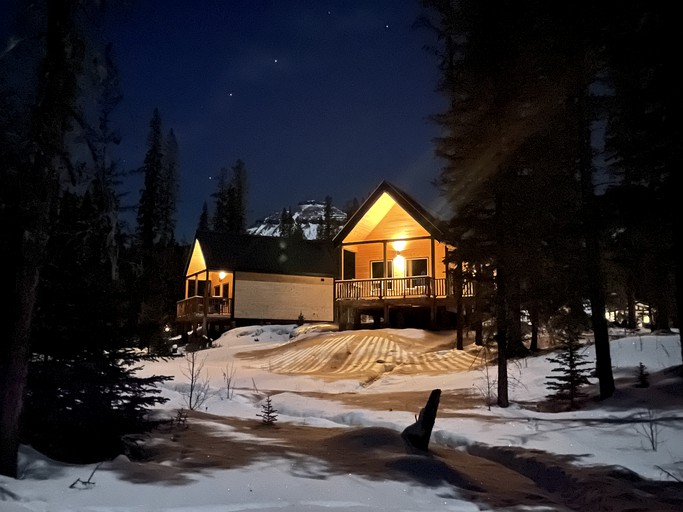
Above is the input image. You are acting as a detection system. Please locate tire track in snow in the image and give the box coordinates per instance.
[258,332,484,377]
[263,334,355,373]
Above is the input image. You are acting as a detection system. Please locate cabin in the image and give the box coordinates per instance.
[176,181,471,337]
[333,181,470,330]
[176,231,337,340]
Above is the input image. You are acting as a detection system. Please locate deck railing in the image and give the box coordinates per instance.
[177,280,475,319]
[335,277,473,300]
[176,296,232,318]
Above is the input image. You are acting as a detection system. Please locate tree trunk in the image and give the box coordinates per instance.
[506,280,527,357]
[653,262,672,331]
[577,75,614,400]
[455,254,464,350]
[675,237,683,373]
[495,306,509,408]
[529,302,539,352]
[495,193,509,408]
[0,267,37,477]
[626,278,637,330]
[0,0,80,477]
[473,267,483,346]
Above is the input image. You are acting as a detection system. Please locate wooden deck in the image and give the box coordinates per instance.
[334,276,473,301]
[176,296,233,320]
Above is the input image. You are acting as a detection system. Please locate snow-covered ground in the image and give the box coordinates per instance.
[2,326,682,511]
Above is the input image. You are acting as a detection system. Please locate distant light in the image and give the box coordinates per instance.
[385,24,389,28]
[274,58,278,63]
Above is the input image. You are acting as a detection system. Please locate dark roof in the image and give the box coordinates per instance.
[332,180,448,245]
[193,231,337,277]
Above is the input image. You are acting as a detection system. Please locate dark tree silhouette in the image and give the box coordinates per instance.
[0,0,84,477]
[212,159,248,233]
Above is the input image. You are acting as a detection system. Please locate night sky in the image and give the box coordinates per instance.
[6,1,450,242]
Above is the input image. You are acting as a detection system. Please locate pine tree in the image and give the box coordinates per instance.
[635,362,650,389]
[28,189,172,461]
[256,396,278,426]
[212,167,231,232]
[19,22,173,462]
[133,109,181,354]
[211,159,248,233]
[603,3,679,338]
[419,0,620,402]
[317,195,337,240]
[136,109,178,248]
[0,0,84,477]
[545,328,593,410]
[229,159,247,233]
[278,208,294,237]
[137,108,164,249]
[159,128,179,245]
[79,41,124,282]
[344,197,360,218]
[197,201,210,231]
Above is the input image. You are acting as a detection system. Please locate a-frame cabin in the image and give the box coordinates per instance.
[333,181,471,329]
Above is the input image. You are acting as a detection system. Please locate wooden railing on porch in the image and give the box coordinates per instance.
[334,277,473,300]
[176,296,232,319]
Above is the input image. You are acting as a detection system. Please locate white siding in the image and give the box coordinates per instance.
[234,272,334,322]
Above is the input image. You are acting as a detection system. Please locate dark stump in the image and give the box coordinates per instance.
[401,388,441,451]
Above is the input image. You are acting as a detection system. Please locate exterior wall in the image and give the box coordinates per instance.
[433,240,449,279]
[343,239,449,280]
[208,271,234,299]
[364,203,430,241]
[234,272,334,322]
[186,241,206,275]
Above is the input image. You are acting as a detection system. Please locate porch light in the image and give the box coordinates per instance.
[218,271,227,281]
[393,253,405,277]
[392,240,406,252]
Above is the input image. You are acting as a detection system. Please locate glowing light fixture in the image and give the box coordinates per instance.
[392,240,406,252]
[218,271,227,281]
[393,254,405,277]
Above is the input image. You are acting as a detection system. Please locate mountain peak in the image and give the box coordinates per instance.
[247,199,347,239]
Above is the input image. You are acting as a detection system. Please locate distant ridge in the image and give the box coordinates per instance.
[247,200,347,240]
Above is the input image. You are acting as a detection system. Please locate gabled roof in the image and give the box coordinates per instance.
[190,231,337,277]
[333,181,447,246]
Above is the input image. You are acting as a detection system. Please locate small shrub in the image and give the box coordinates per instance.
[635,362,650,388]
[222,361,237,399]
[181,352,211,410]
[257,396,278,426]
[634,408,661,451]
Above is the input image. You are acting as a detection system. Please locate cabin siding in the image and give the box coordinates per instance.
[343,239,449,281]
[364,203,430,241]
[234,271,334,322]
